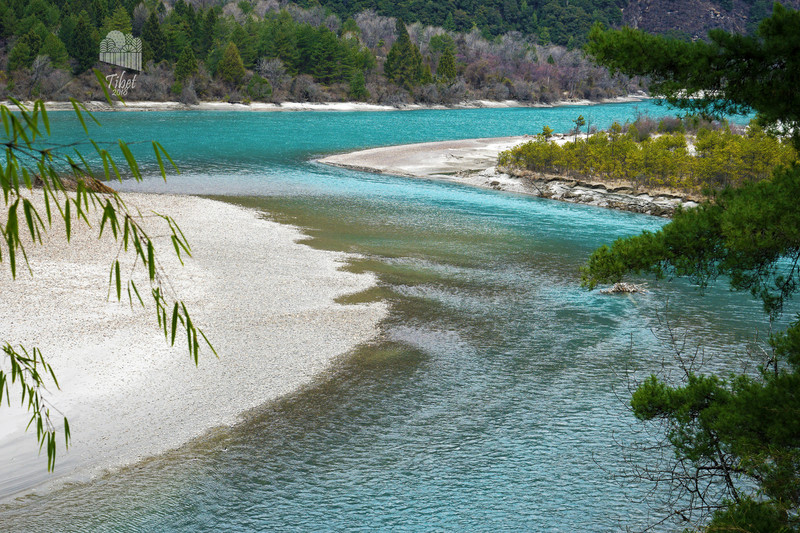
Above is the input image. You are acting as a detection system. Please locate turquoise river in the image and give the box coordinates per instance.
[1,103,773,531]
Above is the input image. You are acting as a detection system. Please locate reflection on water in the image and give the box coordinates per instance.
[1,106,771,531]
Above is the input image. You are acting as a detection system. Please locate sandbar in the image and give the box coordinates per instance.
[0,192,386,500]
[317,136,699,217]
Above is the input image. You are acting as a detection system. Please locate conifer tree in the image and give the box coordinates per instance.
[103,5,132,35]
[71,12,97,74]
[141,11,166,62]
[583,6,800,531]
[40,33,70,69]
[174,46,198,82]
[217,41,245,85]
[349,69,369,101]
[436,46,456,83]
[199,8,217,58]
[384,18,423,91]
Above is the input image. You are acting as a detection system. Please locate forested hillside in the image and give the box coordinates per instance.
[300,0,800,45]
[0,0,638,104]
[0,0,795,105]
[302,0,625,47]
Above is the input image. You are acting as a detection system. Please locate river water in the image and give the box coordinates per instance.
[2,103,769,531]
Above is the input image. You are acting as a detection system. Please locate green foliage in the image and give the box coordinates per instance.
[498,123,796,193]
[304,0,626,46]
[142,11,166,63]
[582,10,800,527]
[71,12,97,74]
[174,46,198,82]
[0,88,214,472]
[628,321,800,531]
[587,4,800,149]
[572,114,585,140]
[436,46,457,84]
[384,19,424,91]
[429,33,455,55]
[40,33,69,69]
[218,41,245,85]
[102,5,132,36]
[348,69,369,101]
[7,41,32,72]
[246,73,272,100]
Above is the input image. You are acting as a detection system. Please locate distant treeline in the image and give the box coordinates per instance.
[0,0,638,104]
[498,116,797,192]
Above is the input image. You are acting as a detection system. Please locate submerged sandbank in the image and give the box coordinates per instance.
[0,192,386,501]
[318,136,699,217]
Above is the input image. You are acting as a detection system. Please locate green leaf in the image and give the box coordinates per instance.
[153,141,167,181]
[64,198,71,241]
[154,141,180,174]
[118,141,141,180]
[147,241,155,280]
[93,68,119,106]
[115,260,121,300]
[70,99,89,135]
[35,100,50,136]
[171,302,179,346]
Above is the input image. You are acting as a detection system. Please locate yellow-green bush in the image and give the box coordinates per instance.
[498,122,797,193]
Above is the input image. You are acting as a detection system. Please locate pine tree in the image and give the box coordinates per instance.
[217,41,245,85]
[40,33,69,69]
[349,69,369,101]
[7,41,31,71]
[141,12,166,63]
[72,12,97,74]
[102,5,132,36]
[436,46,456,83]
[174,46,198,82]
[384,18,422,91]
[199,8,217,58]
[311,29,342,84]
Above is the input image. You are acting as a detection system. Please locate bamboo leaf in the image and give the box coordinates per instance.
[36,100,50,135]
[147,241,155,280]
[70,99,89,135]
[129,280,144,306]
[171,302,179,345]
[154,142,180,174]
[115,260,121,300]
[153,141,167,181]
[93,68,117,106]
[64,198,71,241]
[118,141,141,180]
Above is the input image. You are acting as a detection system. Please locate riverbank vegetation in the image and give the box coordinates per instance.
[498,116,797,193]
[582,5,800,531]
[0,0,640,104]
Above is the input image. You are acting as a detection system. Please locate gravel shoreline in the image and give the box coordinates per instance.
[4,94,649,113]
[0,192,386,501]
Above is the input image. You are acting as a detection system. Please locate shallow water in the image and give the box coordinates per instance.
[2,104,771,531]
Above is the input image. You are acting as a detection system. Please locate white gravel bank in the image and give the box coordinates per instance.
[0,192,386,500]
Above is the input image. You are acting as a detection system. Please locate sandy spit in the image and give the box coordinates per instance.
[317,135,699,216]
[6,94,649,113]
[0,192,387,501]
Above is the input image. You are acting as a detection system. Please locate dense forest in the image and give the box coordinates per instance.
[0,0,793,104]
[0,0,642,103]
